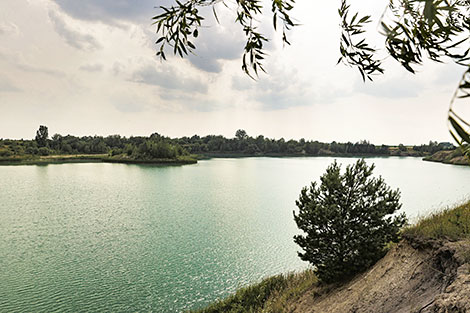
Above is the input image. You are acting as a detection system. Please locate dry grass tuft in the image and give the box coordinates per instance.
[403,201,470,241]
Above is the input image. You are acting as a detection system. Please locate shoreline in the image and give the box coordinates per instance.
[0,154,197,166]
[422,150,469,166]
[102,157,197,165]
[0,155,105,166]
[1,151,466,167]
[199,152,424,159]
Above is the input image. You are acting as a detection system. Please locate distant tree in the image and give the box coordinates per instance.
[35,125,49,148]
[293,159,406,283]
[150,132,162,140]
[235,129,248,140]
[62,143,73,154]
[38,147,51,156]
[51,133,63,151]
[124,144,135,156]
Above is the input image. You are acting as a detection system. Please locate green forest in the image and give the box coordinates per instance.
[0,126,457,164]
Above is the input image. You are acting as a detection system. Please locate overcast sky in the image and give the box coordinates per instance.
[0,0,467,144]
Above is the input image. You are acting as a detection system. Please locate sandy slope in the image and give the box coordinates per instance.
[424,150,469,166]
[287,239,470,313]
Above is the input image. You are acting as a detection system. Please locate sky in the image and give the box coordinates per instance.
[0,0,467,144]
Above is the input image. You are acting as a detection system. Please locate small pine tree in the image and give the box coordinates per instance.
[293,159,407,283]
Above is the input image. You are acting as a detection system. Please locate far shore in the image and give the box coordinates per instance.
[0,154,197,166]
[422,150,469,166]
[0,150,467,166]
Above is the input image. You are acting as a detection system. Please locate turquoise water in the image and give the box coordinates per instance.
[0,157,469,312]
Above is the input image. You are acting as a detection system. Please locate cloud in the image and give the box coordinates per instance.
[232,64,352,110]
[186,26,244,73]
[112,62,125,76]
[112,95,146,113]
[256,92,311,110]
[232,67,316,110]
[0,50,65,78]
[48,10,101,51]
[16,63,65,78]
[0,22,19,36]
[0,76,20,92]
[355,76,421,99]
[159,93,223,112]
[179,3,280,74]
[52,0,174,24]
[188,54,223,73]
[52,0,248,74]
[234,72,314,110]
[79,63,104,72]
[131,65,208,94]
[433,63,465,86]
[232,76,256,91]
[254,80,314,110]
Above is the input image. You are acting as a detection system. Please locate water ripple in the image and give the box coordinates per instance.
[1,159,469,312]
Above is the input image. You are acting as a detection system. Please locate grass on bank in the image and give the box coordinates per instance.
[403,201,470,241]
[0,154,106,165]
[0,154,198,166]
[191,270,317,313]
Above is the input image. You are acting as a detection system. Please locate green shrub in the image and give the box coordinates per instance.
[110,148,122,156]
[0,148,12,157]
[293,159,407,283]
[38,147,51,156]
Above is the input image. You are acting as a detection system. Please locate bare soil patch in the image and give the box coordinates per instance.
[287,239,470,313]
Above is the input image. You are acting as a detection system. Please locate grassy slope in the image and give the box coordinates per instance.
[190,271,317,313]
[191,202,470,313]
[403,201,470,241]
[423,149,469,166]
[0,154,106,165]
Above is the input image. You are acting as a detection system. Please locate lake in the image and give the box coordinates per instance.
[1,157,469,312]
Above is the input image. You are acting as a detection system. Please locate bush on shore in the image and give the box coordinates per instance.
[293,159,407,283]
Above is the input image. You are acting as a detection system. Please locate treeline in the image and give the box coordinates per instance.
[0,126,455,159]
[173,130,454,156]
[175,136,389,155]
[0,127,188,160]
